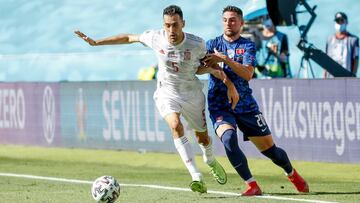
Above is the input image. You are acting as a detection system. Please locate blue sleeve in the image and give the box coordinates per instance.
[206,39,214,54]
[243,41,257,66]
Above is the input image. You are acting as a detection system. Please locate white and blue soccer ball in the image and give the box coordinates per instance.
[91,175,121,203]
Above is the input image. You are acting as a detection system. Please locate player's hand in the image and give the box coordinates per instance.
[227,83,239,110]
[74,30,97,46]
[207,64,223,78]
[210,69,224,79]
[203,48,227,67]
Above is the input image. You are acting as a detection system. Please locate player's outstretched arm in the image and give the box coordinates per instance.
[197,65,239,109]
[74,30,140,46]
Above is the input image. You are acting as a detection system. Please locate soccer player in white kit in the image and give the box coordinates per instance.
[75,5,239,193]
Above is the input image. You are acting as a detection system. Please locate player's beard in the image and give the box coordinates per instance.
[224,29,240,38]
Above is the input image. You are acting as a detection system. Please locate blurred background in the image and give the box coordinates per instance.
[0,0,359,81]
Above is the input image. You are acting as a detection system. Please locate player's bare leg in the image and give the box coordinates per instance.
[165,113,206,193]
[196,131,227,185]
[250,135,309,193]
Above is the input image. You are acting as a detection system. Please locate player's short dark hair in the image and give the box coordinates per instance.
[163,5,183,20]
[223,5,243,18]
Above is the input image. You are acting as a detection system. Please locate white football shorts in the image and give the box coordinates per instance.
[153,89,207,132]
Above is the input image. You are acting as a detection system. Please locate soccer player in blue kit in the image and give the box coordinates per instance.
[203,6,309,196]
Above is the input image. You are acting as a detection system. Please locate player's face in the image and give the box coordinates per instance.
[163,14,185,45]
[222,11,243,37]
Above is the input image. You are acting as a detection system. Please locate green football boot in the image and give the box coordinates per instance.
[209,159,227,185]
[189,180,207,194]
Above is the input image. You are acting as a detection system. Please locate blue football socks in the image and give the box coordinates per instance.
[261,144,293,174]
[221,129,253,181]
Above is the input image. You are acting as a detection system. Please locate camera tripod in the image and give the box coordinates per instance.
[297,49,315,78]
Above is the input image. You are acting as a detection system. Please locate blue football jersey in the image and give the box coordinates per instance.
[206,35,259,113]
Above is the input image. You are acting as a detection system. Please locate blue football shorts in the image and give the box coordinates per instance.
[209,109,272,141]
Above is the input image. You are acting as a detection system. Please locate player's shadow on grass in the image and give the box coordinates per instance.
[311,191,360,195]
[267,191,360,196]
[200,191,360,200]
[203,196,240,200]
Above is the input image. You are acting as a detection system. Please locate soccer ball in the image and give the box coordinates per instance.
[91,175,121,203]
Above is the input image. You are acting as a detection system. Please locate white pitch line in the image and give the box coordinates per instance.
[0,172,337,203]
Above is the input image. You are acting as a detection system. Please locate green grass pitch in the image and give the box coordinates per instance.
[0,145,359,202]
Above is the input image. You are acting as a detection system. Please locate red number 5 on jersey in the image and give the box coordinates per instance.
[171,62,179,72]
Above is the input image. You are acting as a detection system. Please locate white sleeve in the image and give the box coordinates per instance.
[139,30,156,49]
[198,40,207,60]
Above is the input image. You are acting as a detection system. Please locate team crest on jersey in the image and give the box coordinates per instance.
[236,48,245,54]
[184,50,191,60]
[168,52,177,58]
[227,49,235,59]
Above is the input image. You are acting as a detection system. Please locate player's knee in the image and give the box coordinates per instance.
[216,124,234,138]
[168,120,183,133]
[220,129,238,152]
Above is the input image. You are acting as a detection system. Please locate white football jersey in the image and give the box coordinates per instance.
[139,29,206,96]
